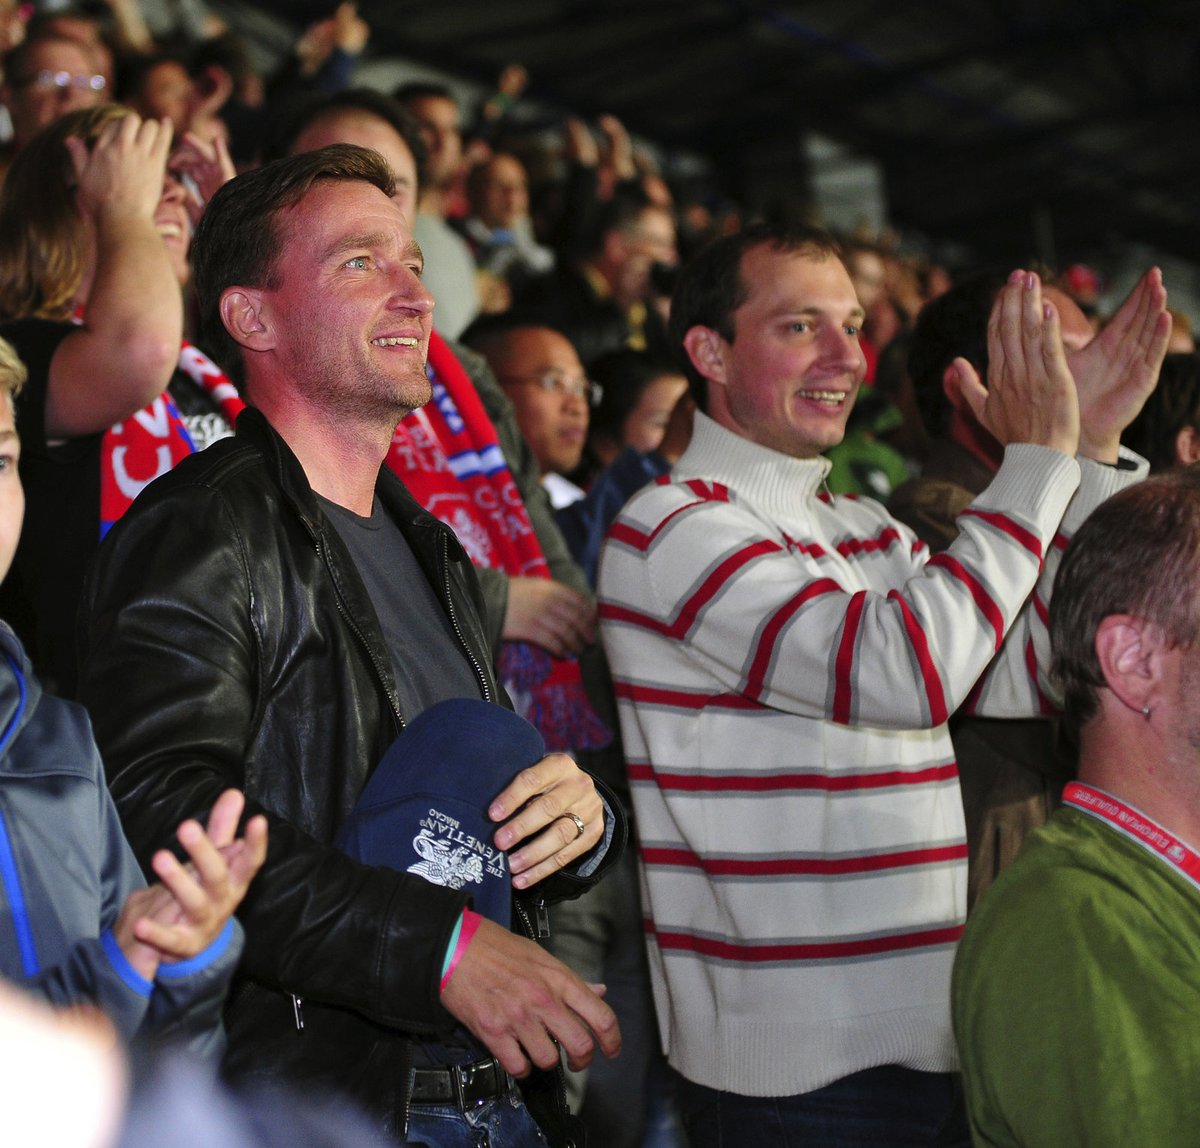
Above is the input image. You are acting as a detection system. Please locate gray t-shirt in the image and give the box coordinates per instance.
[319,495,482,720]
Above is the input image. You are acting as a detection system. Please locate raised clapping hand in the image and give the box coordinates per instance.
[952,269,1080,458]
[440,752,618,1076]
[113,789,268,981]
[1067,268,1171,463]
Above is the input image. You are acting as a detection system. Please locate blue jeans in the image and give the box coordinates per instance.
[405,1090,549,1148]
[673,1066,970,1148]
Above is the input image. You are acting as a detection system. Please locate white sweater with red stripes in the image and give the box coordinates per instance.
[597,412,1142,1098]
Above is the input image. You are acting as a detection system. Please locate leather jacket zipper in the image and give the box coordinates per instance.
[438,532,491,703]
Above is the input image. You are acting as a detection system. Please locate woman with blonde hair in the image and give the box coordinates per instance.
[0,103,239,695]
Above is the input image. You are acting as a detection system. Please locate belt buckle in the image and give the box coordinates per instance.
[453,1058,489,1109]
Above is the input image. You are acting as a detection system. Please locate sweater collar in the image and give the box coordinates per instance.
[673,411,832,516]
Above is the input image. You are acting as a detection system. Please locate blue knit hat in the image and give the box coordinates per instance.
[336,698,545,928]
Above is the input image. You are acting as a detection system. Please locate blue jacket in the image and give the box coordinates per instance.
[0,623,241,1059]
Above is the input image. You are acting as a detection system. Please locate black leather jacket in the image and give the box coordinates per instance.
[77,408,618,1140]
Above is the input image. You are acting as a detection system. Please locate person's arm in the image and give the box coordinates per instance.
[45,114,181,440]
[77,470,619,1065]
[448,339,597,655]
[18,760,159,1042]
[601,272,1083,729]
[966,268,1170,716]
[77,478,469,1033]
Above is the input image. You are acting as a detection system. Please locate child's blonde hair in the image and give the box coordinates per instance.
[0,336,26,406]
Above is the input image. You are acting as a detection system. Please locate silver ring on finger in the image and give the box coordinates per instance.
[560,811,586,841]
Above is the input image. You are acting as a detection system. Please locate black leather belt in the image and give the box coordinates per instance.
[410,1056,515,1109]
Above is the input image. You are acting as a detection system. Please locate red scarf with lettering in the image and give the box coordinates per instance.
[98,339,245,537]
[386,332,610,753]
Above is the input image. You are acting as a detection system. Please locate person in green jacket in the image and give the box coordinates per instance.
[953,464,1200,1147]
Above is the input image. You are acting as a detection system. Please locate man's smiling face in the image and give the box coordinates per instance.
[257,179,434,423]
[705,244,867,459]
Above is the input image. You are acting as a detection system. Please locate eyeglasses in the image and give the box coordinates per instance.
[19,70,107,94]
[506,371,603,407]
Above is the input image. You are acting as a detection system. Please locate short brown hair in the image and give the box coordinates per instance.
[1050,466,1200,739]
[668,222,842,409]
[191,144,395,384]
[0,103,130,321]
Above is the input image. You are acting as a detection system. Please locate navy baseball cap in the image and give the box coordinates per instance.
[336,698,546,928]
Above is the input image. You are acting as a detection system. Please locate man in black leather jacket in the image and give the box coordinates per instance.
[75,145,623,1145]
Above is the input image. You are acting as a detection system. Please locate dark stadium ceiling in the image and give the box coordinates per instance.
[240,0,1200,268]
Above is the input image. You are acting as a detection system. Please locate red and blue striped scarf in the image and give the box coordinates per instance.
[387,332,610,753]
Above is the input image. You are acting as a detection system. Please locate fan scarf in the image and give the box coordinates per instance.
[386,332,610,754]
[98,340,245,538]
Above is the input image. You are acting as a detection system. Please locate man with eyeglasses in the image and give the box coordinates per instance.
[1,33,106,163]
[466,321,600,510]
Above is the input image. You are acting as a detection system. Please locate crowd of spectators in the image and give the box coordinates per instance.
[0,3,1196,1148]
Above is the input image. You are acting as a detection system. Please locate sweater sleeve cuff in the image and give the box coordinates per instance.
[100,929,154,998]
[978,444,1081,535]
[156,918,236,981]
[1060,447,1148,532]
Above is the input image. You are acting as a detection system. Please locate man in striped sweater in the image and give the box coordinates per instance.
[596,223,1170,1147]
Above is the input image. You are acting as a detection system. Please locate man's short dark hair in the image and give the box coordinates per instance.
[1051,466,1200,741]
[1120,352,1200,474]
[906,269,1006,440]
[667,221,842,410]
[392,81,457,107]
[259,87,428,185]
[192,144,394,384]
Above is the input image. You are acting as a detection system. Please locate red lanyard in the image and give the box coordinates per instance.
[1063,782,1200,890]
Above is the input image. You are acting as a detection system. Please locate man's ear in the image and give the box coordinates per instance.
[942,361,969,412]
[682,325,727,388]
[219,287,274,352]
[1094,613,1165,716]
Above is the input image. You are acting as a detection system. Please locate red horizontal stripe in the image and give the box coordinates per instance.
[926,552,1005,652]
[683,479,730,502]
[887,590,949,725]
[599,600,672,634]
[596,538,787,637]
[1033,590,1049,627]
[605,481,734,555]
[781,532,827,559]
[1052,530,1069,552]
[614,682,766,710]
[605,519,652,551]
[745,578,842,701]
[836,525,904,560]
[833,590,867,724]
[672,538,784,638]
[960,508,1043,560]
[605,495,705,553]
[642,843,967,876]
[625,761,959,792]
[649,923,965,962]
